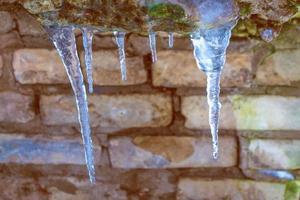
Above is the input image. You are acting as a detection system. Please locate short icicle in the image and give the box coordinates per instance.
[149,32,157,62]
[114,31,127,81]
[82,27,94,93]
[168,32,174,48]
[191,22,236,159]
[45,26,96,183]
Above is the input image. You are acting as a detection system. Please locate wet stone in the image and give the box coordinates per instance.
[0,134,101,165]
[108,136,237,168]
[182,95,300,130]
[177,178,287,200]
[40,94,172,128]
[13,49,68,84]
[80,50,147,86]
[0,91,35,123]
[152,51,252,88]
[0,31,23,49]
[247,139,300,170]
[256,49,300,86]
[0,11,15,34]
[16,10,46,36]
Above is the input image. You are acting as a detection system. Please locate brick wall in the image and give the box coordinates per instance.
[0,7,300,200]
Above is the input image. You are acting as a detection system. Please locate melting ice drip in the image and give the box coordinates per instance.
[149,32,157,62]
[191,22,236,159]
[45,26,96,183]
[114,31,127,80]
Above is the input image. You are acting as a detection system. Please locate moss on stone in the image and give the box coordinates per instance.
[149,3,185,20]
[285,181,300,200]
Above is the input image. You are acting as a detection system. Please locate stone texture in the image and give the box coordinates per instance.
[81,50,147,86]
[16,10,46,36]
[0,11,15,34]
[182,95,300,130]
[13,49,68,84]
[177,178,287,200]
[109,136,237,168]
[40,94,172,128]
[0,91,35,123]
[247,139,300,170]
[256,49,300,86]
[0,134,101,165]
[152,51,252,88]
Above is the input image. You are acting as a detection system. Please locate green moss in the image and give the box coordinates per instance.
[149,3,185,20]
[285,181,300,200]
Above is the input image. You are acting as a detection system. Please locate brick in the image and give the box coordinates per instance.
[247,139,300,170]
[109,136,236,168]
[81,50,147,86]
[16,10,46,36]
[13,49,68,84]
[0,31,22,49]
[0,134,101,165]
[0,11,15,34]
[152,51,252,88]
[256,49,300,86]
[40,94,172,128]
[177,179,287,200]
[0,55,3,77]
[182,95,300,130]
[0,91,35,123]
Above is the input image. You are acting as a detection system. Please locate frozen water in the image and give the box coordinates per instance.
[260,28,275,43]
[45,26,96,183]
[149,32,157,62]
[258,169,295,180]
[191,22,236,159]
[168,32,174,48]
[82,27,94,93]
[114,31,127,81]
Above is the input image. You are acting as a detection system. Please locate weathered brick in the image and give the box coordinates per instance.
[0,91,35,123]
[177,179,287,200]
[0,55,3,77]
[256,49,300,86]
[81,50,147,86]
[182,95,300,130]
[40,94,172,128]
[0,11,15,34]
[152,51,252,87]
[13,49,68,84]
[246,139,300,170]
[16,10,46,36]
[0,31,22,49]
[109,136,236,168]
[0,134,101,165]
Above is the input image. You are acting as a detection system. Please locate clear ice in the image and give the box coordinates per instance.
[168,32,174,48]
[191,22,236,159]
[46,26,96,183]
[114,31,127,81]
[82,27,94,93]
[258,169,295,180]
[149,32,157,62]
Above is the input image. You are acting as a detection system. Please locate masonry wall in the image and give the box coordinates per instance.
[0,5,300,200]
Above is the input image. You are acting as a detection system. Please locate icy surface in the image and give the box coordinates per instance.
[260,28,275,43]
[149,32,157,62]
[191,22,236,159]
[258,169,295,180]
[114,31,127,81]
[168,32,174,48]
[82,27,94,93]
[46,26,96,183]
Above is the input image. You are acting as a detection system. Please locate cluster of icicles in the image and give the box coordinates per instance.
[45,21,236,183]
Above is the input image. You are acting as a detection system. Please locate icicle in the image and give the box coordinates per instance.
[168,32,174,48]
[114,31,127,81]
[45,26,96,183]
[258,169,295,180]
[191,22,236,159]
[82,27,94,93]
[149,32,157,62]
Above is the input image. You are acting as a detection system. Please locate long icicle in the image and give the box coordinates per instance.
[149,32,157,62]
[168,32,174,48]
[45,26,95,183]
[114,31,127,81]
[82,27,94,93]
